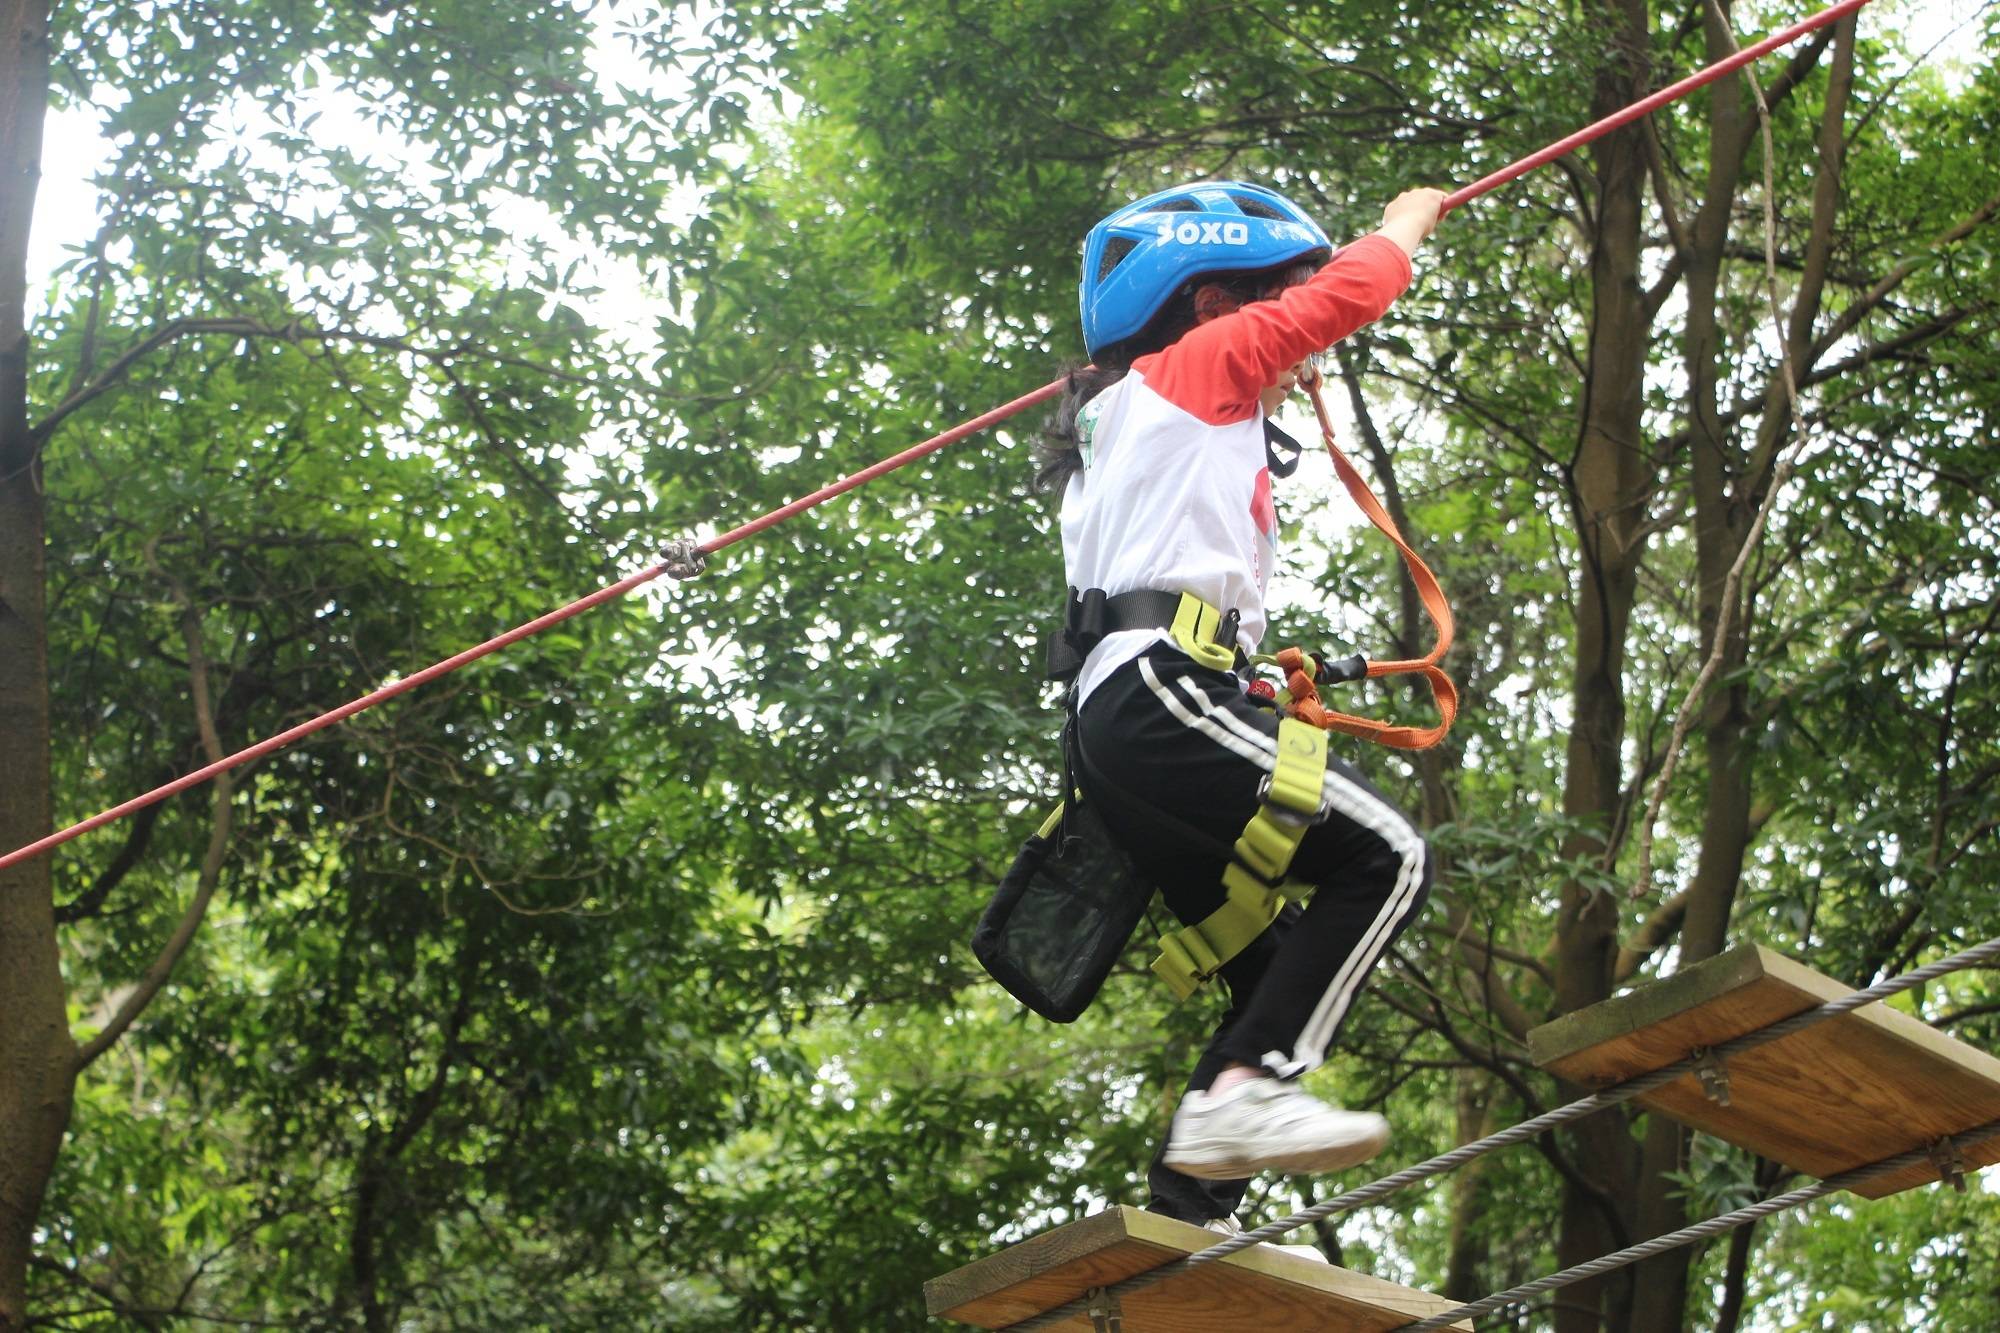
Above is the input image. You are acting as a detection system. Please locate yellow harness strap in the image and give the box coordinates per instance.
[1167,591,1238,673]
[1152,717,1329,1000]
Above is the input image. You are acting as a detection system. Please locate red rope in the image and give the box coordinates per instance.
[1440,0,1873,215]
[0,563,676,873]
[0,379,1065,872]
[1,0,1883,870]
[700,380,1068,555]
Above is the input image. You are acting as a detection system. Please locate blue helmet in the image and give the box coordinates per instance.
[1079,180,1332,359]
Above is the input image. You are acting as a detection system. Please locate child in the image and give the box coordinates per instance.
[1038,179,1445,1231]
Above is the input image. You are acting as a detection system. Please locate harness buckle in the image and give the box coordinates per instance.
[1318,652,1368,684]
[1255,773,1328,826]
[1170,593,1238,673]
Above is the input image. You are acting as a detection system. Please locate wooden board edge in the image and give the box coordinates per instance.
[1837,991,2000,1086]
[927,1207,1473,1329]
[1526,944,1842,1074]
[924,1208,1141,1316]
[1120,1211,1471,1322]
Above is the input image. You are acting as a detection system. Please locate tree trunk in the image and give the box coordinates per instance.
[1627,1115,1693,1330]
[0,5,69,1329]
[1628,5,1752,1318]
[1632,15,1857,1328]
[1712,1216,1758,1333]
[1442,1069,1495,1302]
[1551,2,1654,1328]
[1684,16,1855,965]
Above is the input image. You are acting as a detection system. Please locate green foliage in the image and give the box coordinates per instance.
[21,1,2000,1330]
[1750,1187,2000,1332]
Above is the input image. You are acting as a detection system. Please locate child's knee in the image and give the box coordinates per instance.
[1398,832,1435,932]
[1362,819,1433,937]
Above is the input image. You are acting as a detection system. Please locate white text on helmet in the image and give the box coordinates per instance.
[1156,219,1251,246]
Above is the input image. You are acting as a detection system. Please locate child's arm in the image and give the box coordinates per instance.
[1135,189,1445,425]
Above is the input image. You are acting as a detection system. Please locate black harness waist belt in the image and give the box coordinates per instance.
[1046,587,1241,683]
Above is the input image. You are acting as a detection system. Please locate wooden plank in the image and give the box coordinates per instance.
[925,1207,1470,1331]
[1529,944,2000,1197]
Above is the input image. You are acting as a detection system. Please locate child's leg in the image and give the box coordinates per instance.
[1144,910,1294,1222]
[1078,651,1434,1180]
[1079,652,1433,1080]
[1206,753,1433,1078]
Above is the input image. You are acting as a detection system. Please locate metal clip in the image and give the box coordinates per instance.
[661,538,707,581]
[1691,1048,1731,1106]
[1252,773,1326,827]
[1928,1136,1969,1194]
[1087,1286,1123,1333]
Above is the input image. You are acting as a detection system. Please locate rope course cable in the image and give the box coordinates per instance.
[0,0,1885,877]
[1436,0,1874,216]
[1401,1116,2000,1332]
[1000,933,2000,1332]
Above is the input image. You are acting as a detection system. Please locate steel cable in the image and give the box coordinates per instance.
[1401,1117,2000,1331]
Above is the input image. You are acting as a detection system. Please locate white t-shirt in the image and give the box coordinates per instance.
[1060,235,1414,705]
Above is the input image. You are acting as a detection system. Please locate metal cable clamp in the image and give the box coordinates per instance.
[1928,1135,1969,1193]
[661,538,708,580]
[1690,1048,1731,1106]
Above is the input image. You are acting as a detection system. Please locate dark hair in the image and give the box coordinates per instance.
[1032,259,1322,493]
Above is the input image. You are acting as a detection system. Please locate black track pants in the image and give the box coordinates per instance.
[1074,649,1434,1222]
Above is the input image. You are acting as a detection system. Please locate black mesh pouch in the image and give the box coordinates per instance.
[972,800,1154,1023]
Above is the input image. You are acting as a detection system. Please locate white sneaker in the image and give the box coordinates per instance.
[1203,1215,1333,1264]
[1162,1077,1389,1180]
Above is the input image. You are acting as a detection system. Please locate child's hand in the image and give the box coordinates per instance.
[1261,358,1314,416]
[1378,188,1448,256]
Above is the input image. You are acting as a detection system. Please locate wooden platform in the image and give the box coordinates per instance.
[926,1207,1470,1331]
[1528,944,2000,1197]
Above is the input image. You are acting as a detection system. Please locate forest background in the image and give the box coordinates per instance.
[2,0,1997,1330]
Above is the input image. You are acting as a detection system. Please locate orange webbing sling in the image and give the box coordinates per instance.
[1282,370,1459,751]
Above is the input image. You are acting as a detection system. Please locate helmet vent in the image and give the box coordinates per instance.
[1098,236,1138,280]
[1230,195,1287,220]
[1148,199,1199,214]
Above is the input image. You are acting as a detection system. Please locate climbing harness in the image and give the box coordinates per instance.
[1150,715,1326,1000]
[1044,587,1243,681]
[1054,365,1460,752]
[1287,368,1458,750]
[980,359,1460,1015]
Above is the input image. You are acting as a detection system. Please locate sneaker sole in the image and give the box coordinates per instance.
[1162,1126,1390,1181]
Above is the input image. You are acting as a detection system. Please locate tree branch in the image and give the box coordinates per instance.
[1424,920,1555,989]
[52,797,165,924]
[29,316,593,448]
[74,589,234,1071]
[1806,188,2000,365]
[1426,896,1550,1043]
[1640,114,1692,319]
[1938,1001,2000,1030]
[1616,890,1690,982]
[1744,15,1858,483]
[1648,309,1979,491]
